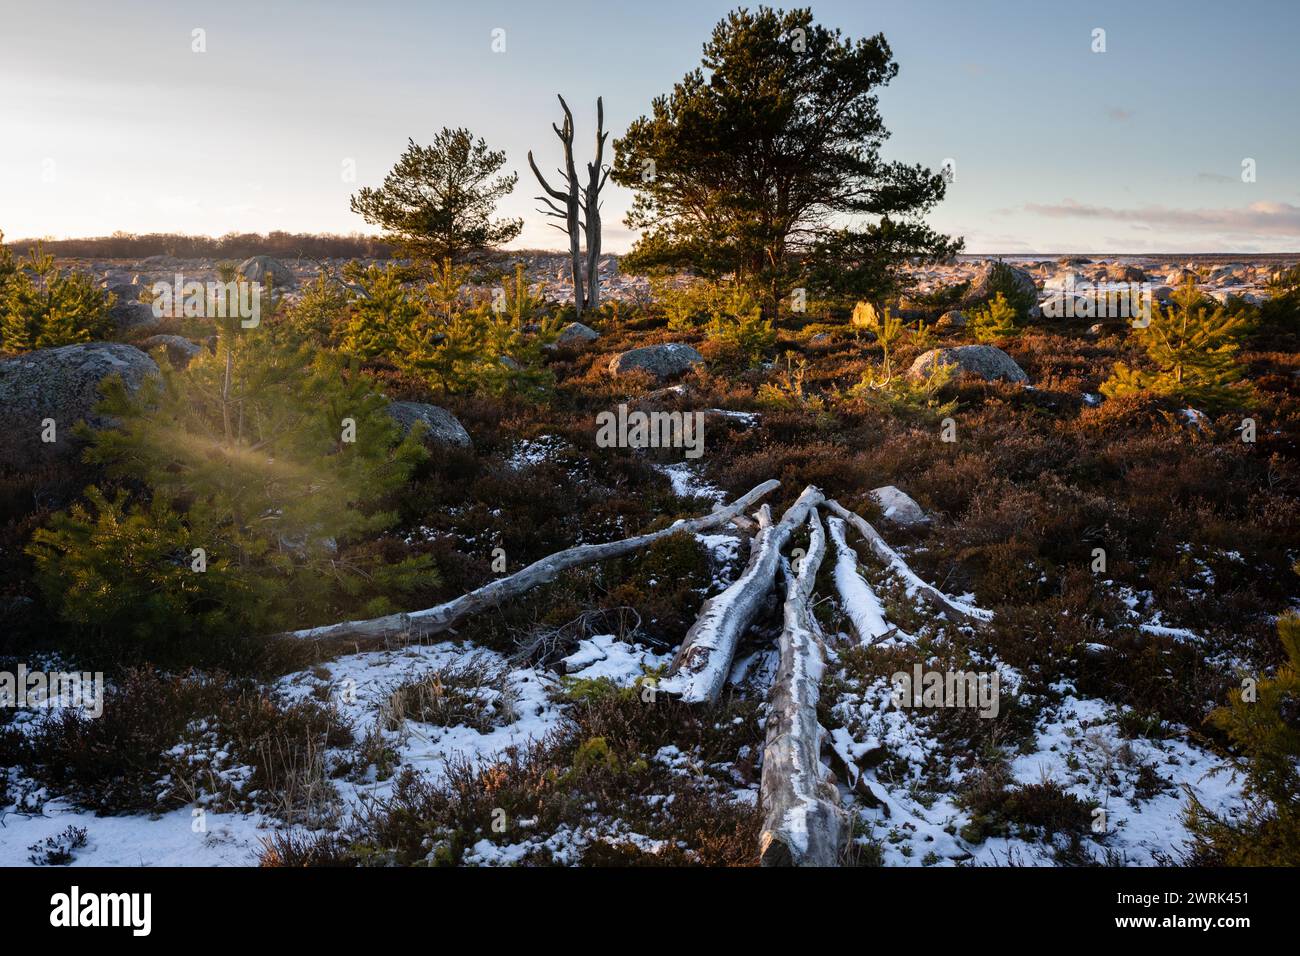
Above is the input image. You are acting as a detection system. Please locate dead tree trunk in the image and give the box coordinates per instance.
[822,498,992,625]
[826,515,893,644]
[663,485,825,705]
[276,480,780,644]
[759,510,845,866]
[581,97,610,312]
[528,95,584,318]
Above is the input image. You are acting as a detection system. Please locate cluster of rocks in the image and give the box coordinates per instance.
[902,255,1293,318]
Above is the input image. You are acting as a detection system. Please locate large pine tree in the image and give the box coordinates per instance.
[350,127,522,263]
[611,6,960,316]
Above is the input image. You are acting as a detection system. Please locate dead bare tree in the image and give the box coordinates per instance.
[528,96,585,317]
[528,95,609,319]
[580,97,610,312]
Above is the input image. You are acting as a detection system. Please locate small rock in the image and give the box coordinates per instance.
[385,401,471,448]
[105,282,143,303]
[908,344,1028,384]
[555,322,600,348]
[960,262,1041,318]
[140,334,203,369]
[238,255,298,290]
[871,486,928,528]
[108,299,159,332]
[608,343,704,380]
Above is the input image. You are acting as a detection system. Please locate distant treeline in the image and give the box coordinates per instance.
[3,231,395,260]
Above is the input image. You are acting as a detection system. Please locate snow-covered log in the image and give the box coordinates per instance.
[759,510,845,866]
[826,515,893,644]
[821,498,992,625]
[277,480,781,643]
[662,485,825,705]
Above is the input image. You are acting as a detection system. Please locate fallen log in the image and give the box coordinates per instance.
[759,510,845,866]
[277,479,781,643]
[821,498,992,625]
[662,485,824,705]
[825,515,894,644]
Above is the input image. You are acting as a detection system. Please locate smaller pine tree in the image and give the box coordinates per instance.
[288,273,349,344]
[1101,279,1254,410]
[0,231,15,296]
[971,292,1019,342]
[1184,613,1300,865]
[1,244,112,352]
[708,284,774,368]
[339,263,419,359]
[428,257,471,322]
[850,300,903,351]
[30,319,435,661]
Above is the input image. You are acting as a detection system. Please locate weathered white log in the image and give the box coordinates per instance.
[662,485,824,705]
[821,498,993,625]
[277,480,781,643]
[826,515,893,644]
[759,510,845,866]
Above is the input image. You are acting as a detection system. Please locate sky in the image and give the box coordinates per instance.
[1,0,1298,253]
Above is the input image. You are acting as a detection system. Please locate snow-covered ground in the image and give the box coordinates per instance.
[0,481,1253,868]
[0,637,668,867]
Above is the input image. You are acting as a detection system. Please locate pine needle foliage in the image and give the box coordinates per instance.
[1101,280,1254,411]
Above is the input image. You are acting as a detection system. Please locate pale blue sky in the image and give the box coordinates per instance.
[2,0,1297,252]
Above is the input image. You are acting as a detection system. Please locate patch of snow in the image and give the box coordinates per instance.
[655,462,724,502]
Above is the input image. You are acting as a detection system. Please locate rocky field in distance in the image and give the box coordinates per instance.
[56,251,1300,337]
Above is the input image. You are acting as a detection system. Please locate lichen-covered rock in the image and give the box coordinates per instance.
[608,343,703,380]
[385,401,471,448]
[108,297,159,331]
[961,262,1041,317]
[1107,264,1147,283]
[0,343,159,470]
[238,255,298,290]
[139,334,203,369]
[908,344,1028,383]
[556,322,600,347]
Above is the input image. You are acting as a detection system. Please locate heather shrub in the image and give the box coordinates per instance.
[23,667,351,817]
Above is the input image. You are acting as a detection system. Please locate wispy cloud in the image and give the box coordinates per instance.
[1106,107,1133,121]
[1024,199,1300,238]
